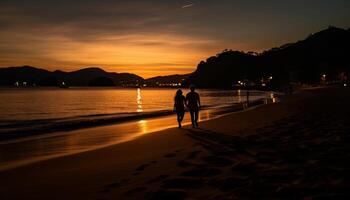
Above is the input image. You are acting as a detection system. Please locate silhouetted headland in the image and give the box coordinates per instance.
[185,26,350,89]
[1,26,349,89]
[0,66,143,87]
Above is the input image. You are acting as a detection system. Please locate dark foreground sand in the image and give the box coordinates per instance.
[1,87,349,199]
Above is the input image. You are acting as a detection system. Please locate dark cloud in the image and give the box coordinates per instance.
[1,0,350,76]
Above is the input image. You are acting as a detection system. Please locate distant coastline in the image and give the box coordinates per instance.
[1,26,349,90]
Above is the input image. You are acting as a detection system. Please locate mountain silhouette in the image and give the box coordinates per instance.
[185,26,350,88]
[0,66,143,87]
[145,74,190,87]
[1,26,349,88]
[88,77,115,87]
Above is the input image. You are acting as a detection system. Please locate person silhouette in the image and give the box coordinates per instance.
[174,89,186,128]
[186,85,201,128]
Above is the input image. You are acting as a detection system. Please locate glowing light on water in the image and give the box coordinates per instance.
[137,88,143,112]
[237,89,242,102]
[137,120,148,134]
[270,93,276,103]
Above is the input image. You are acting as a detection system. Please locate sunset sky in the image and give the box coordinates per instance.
[1,0,350,78]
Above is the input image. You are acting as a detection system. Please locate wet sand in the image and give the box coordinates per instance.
[0,99,268,172]
[1,87,349,199]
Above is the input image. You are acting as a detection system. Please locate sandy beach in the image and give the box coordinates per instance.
[1,86,349,199]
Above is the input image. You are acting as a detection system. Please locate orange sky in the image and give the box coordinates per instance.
[1,0,349,78]
[0,31,225,78]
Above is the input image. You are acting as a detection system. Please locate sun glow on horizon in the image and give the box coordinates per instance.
[0,31,225,78]
[1,0,349,78]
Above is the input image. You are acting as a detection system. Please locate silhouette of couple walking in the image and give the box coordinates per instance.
[174,85,200,128]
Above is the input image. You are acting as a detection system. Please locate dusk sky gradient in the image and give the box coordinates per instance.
[1,0,350,77]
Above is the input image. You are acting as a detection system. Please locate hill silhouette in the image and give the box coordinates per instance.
[185,26,350,88]
[0,66,143,87]
[1,26,349,88]
[145,74,190,87]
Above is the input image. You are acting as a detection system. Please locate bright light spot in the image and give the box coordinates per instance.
[138,120,148,134]
[137,88,142,112]
[237,89,242,102]
[270,93,276,103]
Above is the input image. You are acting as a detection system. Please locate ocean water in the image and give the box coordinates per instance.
[0,88,274,170]
[0,87,270,136]
[0,87,268,120]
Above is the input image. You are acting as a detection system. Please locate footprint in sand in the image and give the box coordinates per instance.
[202,156,233,167]
[135,163,150,171]
[161,177,203,189]
[99,181,122,193]
[231,163,256,177]
[135,160,159,172]
[180,167,222,177]
[186,150,202,159]
[150,189,186,200]
[147,174,170,183]
[164,153,177,158]
[175,149,184,153]
[124,186,148,196]
[211,176,249,191]
[132,172,141,176]
[133,160,159,176]
[177,160,193,168]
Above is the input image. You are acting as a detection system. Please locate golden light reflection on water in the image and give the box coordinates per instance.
[270,93,277,103]
[199,109,211,121]
[237,89,242,102]
[0,89,274,171]
[137,88,143,112]
[137,119,148,134]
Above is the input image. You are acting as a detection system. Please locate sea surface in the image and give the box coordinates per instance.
[0,87,275,171]
[0,87,266,120]
[0,87,271,136]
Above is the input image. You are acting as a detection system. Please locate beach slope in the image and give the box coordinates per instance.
[1,87,349,199]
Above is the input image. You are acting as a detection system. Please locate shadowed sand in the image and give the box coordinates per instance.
[1,87,350,199]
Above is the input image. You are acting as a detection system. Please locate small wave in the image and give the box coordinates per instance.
[0,104,217,140]
[0,98,269,141]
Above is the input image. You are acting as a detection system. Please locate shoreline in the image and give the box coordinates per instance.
[0,90,272,141]
[0,97,273,142]
[0,97,275,172]
[2,87,348,199]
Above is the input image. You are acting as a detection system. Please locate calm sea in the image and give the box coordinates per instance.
[0,87,272,137]
[0,87,267,121]
[0,87,273,170]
